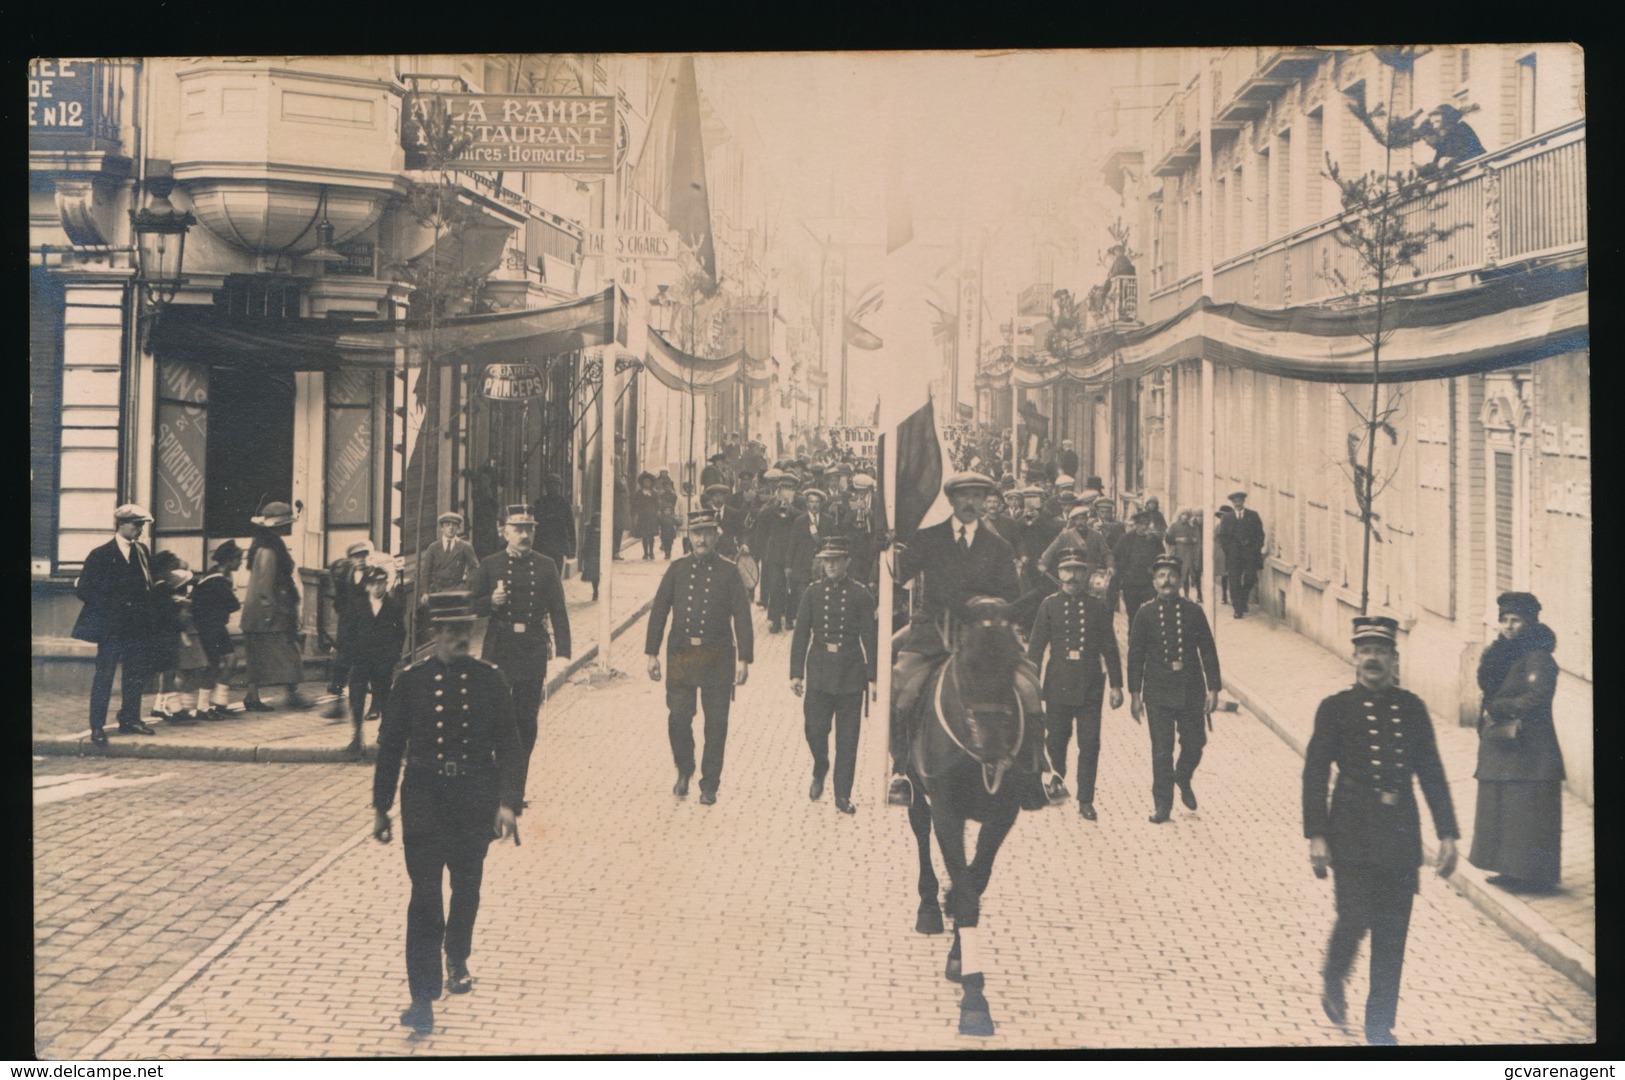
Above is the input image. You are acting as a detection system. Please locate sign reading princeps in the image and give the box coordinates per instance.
[482,363,546,401]
[404,94,615,172]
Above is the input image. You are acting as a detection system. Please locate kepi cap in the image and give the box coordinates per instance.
[424,591,478,625]
[1056,546,1090,571]
[814,536,852,560]
[1152,553,1183,575]
[502,503,536,526]
[686,509,721,531]
[1351,615,1400,645]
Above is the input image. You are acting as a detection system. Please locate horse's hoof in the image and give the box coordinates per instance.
[958,1007,995,1037]
[916,905,944,935]
[945,955,962,983]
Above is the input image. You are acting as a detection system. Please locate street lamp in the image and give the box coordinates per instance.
[129,178,195,310]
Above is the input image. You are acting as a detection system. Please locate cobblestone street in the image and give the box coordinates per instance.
[39,597,1592,1058]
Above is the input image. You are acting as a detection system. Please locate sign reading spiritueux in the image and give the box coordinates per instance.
[481,363,546,400]
[404,94,615,172]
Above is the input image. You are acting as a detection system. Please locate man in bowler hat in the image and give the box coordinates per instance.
[373,592,521,1036]
[1305,615,1459,1046]
[646,509,754,805]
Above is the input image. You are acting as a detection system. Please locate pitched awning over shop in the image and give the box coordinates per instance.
[150,287,618,371]
[641,329,774,392]
[976,262,1588,389]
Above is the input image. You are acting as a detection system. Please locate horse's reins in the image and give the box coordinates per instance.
[931,649,1025,794]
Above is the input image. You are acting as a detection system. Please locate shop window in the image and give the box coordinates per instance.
[326,370,378,530]
[153,360,209,537]
[216,274,305,319]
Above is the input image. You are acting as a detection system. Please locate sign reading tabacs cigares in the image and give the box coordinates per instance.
[405,94,615,172]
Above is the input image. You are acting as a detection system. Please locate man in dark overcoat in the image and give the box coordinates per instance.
[1027,548,1123,820]
[1217,490,1266,618]
[534,477,577,570]
[1304,615,1459,1047]
[373,591,521,1036]
[751,472,802,633]
[470,504,571,810]
[841,472,882,590]
[72,503,159,746]
[346,564,408,755]
[646,510,755,805]
[1112,510,1167,623]
[784,483,833,607]
[789,536,878,814]
[1127,554,1221,823]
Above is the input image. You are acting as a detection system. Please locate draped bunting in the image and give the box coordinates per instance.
[640,328,773,392]
[150,288,617,371]
[975,263,1588,389]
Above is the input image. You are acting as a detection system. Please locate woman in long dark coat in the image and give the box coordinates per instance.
[1468,591,1565,890]
[630,472,659,560]
[242,502,309,711]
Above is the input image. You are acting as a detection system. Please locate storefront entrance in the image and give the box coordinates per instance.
[205,365,296,535]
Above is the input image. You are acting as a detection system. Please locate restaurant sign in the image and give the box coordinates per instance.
[404,94,615,173]
[482,363,546,401]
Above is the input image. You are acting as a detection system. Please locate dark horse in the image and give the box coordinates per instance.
[902,597,1041,1037]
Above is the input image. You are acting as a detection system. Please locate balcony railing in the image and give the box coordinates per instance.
[1145,118,1586,321]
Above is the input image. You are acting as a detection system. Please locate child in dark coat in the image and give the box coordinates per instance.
[191,541,244,719]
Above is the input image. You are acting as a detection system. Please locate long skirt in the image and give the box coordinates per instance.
[245,631,303,687]
[1468,779,1562,886]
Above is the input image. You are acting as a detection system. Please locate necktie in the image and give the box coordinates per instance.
[958,526,969,552]
[134,544,150,586]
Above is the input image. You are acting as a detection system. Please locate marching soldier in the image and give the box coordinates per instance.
[1126,554,1221,824]
[470,504,571,811]
[1027,548,1123,820]
[789,536,878,814]
[372,592,522,1036]
[645,509,755,805]
[1304,615,1459,1047]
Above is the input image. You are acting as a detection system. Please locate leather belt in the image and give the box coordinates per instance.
[412,760,480,779]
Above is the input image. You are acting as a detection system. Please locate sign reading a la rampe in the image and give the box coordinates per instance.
[482,363,546,401]
[405,94,615,172]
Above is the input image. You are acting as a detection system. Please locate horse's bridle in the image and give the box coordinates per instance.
[931,652,1025,795]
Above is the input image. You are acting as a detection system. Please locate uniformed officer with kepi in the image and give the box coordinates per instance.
[372,591,522,1036]
[1127,553,1221,823]
[1026,548,1124,820]
[470,504,571,810]
[1304,615,1459,1046]
[789,536,878,814]
[646,509,755,805]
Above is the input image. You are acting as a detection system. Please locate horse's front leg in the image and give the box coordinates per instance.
[966,797,1020,900]
[908,777,942,934]
[930,801,974,927]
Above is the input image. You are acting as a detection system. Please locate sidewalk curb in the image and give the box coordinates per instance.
[32,599,656,765]
[1226,671,1596,995]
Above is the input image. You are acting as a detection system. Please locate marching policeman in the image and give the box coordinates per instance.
[646,509,755,805]
[1304,615,1459,1047]
[789,536,878,814]
[470,504,571,810]
[372,592,521,1036]
[1126,553,1221,823]
[1027,548,1123,820]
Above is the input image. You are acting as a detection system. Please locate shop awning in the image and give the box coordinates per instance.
[641,329,774,392]
[150,287,618,371]
[975,262,1588,389]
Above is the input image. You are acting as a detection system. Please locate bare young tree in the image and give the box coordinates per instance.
[1321,46,1466,614]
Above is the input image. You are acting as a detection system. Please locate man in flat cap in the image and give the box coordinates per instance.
[470,505,570,810]
[72,503,159,747]
[1217,490,1266,618]
[646,510,755,805]
[1028,547,1123,819]
[1305,615,1458,1046]
[373,591,521,1036]
[789,536,878,814]
[325,539,376,717]
[784,484,832,608]
[420,512,480,595]
[843,472,882,590]
[1127,554,1221,824]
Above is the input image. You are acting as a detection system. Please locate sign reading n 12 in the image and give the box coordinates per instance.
[405,94,614,173]
[482,363,546,401]
[29,59,93,135]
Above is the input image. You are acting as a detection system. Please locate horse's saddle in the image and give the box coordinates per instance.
[893,649,1047,805]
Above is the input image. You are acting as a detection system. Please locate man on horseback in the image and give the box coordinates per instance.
[888,472,1042,808]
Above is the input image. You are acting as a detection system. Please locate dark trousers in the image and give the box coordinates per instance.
[348,659,394,724]
[90,634,153,732]
[327,643,353,694]
[1230,563,1258,615]
[667,681,732,793]
[804,688,863,802]
[1045,690,1105,802]
[399,774,496,1001]
[1325,865,1415,1034]
[763,563,794,625]
[1145,702,1207,811]
[511,677,546,803]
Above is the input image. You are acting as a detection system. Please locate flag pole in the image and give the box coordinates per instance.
[876,408,898,804]
[1199,53,1219,631]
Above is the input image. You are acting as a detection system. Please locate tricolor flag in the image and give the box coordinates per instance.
[631,56,715,284]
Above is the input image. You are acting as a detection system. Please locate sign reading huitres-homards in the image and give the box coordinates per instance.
[405,94,615,172]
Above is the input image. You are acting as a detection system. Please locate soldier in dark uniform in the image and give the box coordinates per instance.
[789,536,878,814]
[469,505,571,810]
[1305,615,1460,1047]
[1127,554,1221,824]
[1027,548,1124,820]
[752,473,802,633]
[372,592,522,1036]
[645,510,755,805]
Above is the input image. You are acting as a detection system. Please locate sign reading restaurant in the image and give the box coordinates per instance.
[404,93,615,173]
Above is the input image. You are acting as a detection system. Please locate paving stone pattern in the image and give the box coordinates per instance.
[83,601,1594,1057]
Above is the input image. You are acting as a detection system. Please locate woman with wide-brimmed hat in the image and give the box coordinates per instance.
[242,500,310,711]
[1469,592,1566,891]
